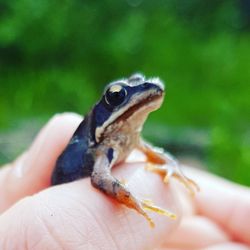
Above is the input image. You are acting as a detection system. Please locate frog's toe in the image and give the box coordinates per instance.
[145,163,166,176]
[142,199,177,220]
[166,166,199,196]
[145,162,199,196]
[134,198,177,228]
[138,207,155,228]
[145,163,174,182]
[163,166,174,184]
[126,197,155,228]
[172,172,200,196]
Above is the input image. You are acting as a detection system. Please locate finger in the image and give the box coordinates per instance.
[0,164,182,250]
[0,113,82,213]
[161,216,229,249]
[187,167,250,245]
[203,242,250,250]
[156,243,250,250]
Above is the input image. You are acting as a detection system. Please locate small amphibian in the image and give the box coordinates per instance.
[51,74,198,227]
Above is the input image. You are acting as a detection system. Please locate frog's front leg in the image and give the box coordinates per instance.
[138,140,199,196]
[91,148,176,227]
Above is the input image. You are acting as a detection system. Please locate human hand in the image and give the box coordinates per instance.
[0,113,249,250]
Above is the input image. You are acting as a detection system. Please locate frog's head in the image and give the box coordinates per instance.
[92,73,165,142]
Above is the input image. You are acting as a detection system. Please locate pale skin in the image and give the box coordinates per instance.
[0,113,249,250]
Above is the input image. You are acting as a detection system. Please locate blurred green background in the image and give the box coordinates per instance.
[0,0,249,185]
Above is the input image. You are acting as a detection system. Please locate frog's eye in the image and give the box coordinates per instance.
[105,85,127,107]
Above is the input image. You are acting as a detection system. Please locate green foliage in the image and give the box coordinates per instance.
[0,0,249,185]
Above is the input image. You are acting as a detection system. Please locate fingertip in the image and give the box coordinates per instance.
[163,216,229,249]
[185,167,250,245]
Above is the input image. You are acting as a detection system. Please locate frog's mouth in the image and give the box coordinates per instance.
[96,90,164,142]
[116,93,164,122]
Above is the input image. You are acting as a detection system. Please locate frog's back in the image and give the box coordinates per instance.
[51,116,94,185]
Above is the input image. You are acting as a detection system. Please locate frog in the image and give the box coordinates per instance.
[51,73,198,227]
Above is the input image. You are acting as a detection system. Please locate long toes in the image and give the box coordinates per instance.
[137,204,155,228]
[173,173,199,197]
[144,163,155,171]
[163,167,174,183]
[163,175,169,184]
[188,178,200,192]
[143,213,155,228]
[131,199,155,228]
[144,163,199,196]
[142,199,177,220]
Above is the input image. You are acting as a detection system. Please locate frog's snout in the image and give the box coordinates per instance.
[141,82,154,90]
[141,81,164,96]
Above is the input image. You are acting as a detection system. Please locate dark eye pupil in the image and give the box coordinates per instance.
[105,86,127,106]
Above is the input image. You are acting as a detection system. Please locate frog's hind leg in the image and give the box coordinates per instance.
[138,140,199,196]
[91,150,176,227]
